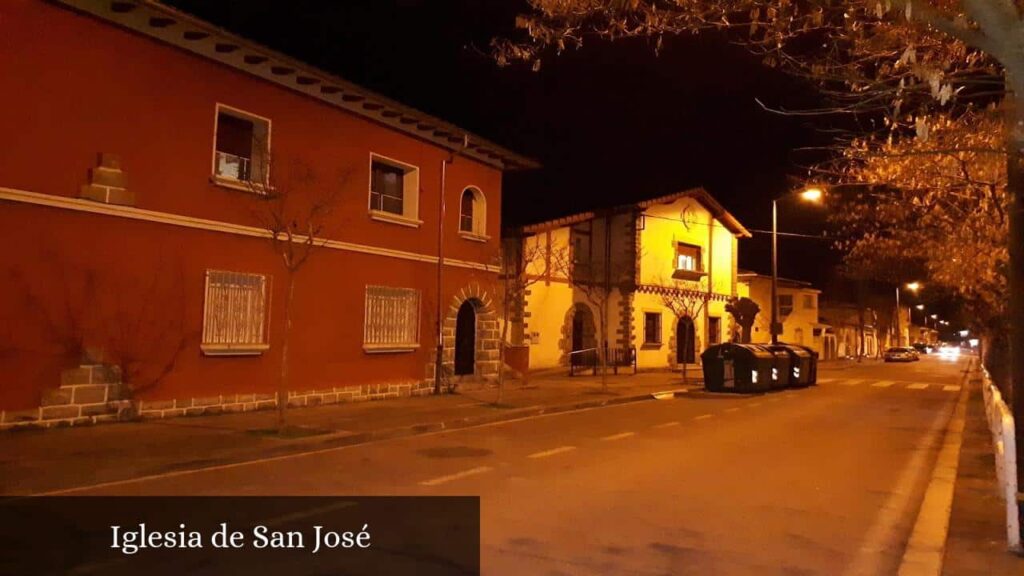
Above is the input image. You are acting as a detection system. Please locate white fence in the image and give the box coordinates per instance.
[980,365,1022,551]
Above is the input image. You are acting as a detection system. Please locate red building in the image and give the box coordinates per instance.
[0,0,536,427]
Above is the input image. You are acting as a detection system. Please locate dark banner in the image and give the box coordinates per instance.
[0,496,479,575]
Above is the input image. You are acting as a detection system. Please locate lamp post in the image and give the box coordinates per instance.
[771,187,823,345]
[895,281,921,347]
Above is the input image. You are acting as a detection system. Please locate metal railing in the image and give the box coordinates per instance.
[568,346,637,376]
[215,151,251,182]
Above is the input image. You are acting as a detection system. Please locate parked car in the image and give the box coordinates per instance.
[911,342,934,354]
[884,347,920,362]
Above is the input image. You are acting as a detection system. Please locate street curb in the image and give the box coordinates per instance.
[37,388,686,495]
[278,389,684,450]
[896,359,974,576]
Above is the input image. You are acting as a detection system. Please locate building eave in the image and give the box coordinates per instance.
[635,187,752,238]
[55,0,540,172]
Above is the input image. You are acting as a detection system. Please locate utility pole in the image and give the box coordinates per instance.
[770,199,779,345]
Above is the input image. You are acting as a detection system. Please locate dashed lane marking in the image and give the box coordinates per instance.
[601,432,637,441]
[528,446,577,459]
[943,385,962,392]
[724,407,742,413]
[419,466,493,486]
[841,379,863,386]
[694,414,714,421]
[819,378,837,383]
[653,421,681,429]
[872,380,896,388]
[908,383,929,390]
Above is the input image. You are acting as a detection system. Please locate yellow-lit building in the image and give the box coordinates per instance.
[738,272,829,354]
[510,188,750,371]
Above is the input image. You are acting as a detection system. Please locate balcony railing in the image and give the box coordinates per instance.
[215,151,251,182]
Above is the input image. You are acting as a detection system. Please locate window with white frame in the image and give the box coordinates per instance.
[369,154,419,223]
[675,243,701,272]
[202,270,270,355]
[213,106,269,186]
[459,187,486,237]
[363,286,420,351]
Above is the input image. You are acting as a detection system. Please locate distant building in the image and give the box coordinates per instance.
[510,189,750,371]
[737,272,828,354]
[818,303,882,359]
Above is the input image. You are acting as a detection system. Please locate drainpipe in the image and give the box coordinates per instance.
[434,135,470,394]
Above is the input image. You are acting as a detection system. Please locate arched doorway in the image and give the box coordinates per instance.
[570,304,597,353]
[454,301,476,375]
[676,316,696,364]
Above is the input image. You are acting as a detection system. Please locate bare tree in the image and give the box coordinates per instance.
[246,151,347,430]
[548,241,614,391]
[658,284,710,385]
[496,236,548,405]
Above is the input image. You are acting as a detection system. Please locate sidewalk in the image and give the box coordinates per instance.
[0,371,696,495]
[941,375,1024,574]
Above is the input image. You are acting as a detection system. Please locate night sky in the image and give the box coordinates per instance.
[165,0,842,286]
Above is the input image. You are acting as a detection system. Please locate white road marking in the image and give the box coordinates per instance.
[746,402,762,408]
[527,446,577,459]
[907,383,929,390]
[652,421,680,429]
[694,414,714,421]
[419,466,493,486]
[724,407,741,413]
[841,379,863,386]
[601,432,637,441]
[766,398,780,403]
[843,400,952,576]
[818,378,837,383]
[943,385,961,392]
[872,380,896,388]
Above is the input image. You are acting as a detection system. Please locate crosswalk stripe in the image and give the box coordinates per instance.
[943,385,961,392]
[907,383,929,390]
[872,380,896,388]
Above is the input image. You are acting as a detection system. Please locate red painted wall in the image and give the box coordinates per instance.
[0,1,507,409]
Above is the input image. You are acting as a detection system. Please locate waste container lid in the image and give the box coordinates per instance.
[768,343,812,357]
[702,343,774,360]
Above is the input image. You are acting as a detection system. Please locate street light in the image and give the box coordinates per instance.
[771,187,824,345]
[895,281,921,347]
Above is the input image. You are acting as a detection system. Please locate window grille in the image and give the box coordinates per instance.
[202,270,269,352]
[364,286,420,348]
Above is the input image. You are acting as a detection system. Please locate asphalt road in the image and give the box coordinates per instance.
[65,355,969,575]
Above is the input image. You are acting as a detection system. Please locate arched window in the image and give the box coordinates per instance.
[460,189,474,232]
[459,187,486,237]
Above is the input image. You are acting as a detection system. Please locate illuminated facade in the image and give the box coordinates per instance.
[0,1,535,427]
[511,189,749,371]
[738,272,830,355]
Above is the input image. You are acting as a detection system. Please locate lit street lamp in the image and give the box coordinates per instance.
[895,281,921,347]
[771,187,823,345]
